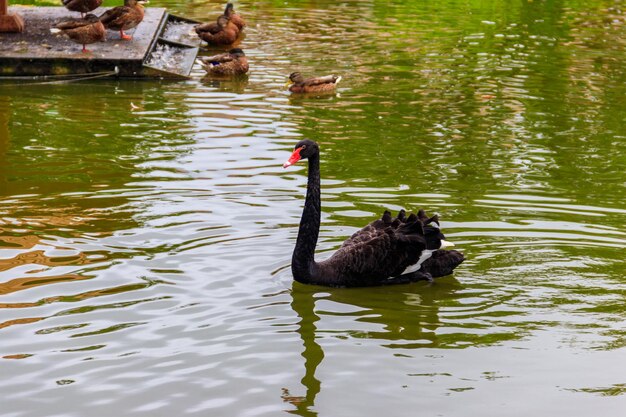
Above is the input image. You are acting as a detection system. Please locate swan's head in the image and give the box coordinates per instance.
[283,139,319,168]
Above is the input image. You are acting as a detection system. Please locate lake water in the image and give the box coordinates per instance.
[1,1,625,416]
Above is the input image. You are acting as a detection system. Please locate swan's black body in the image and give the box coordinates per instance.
[285,139,464,287]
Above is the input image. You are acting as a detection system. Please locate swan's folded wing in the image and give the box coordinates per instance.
[339,223,379,250]
[326,216,427,285]
[340,210,415,250]
[339,210,393,250]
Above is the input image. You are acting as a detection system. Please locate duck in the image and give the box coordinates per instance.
[283,139,465,287]
[198,48,249,76]
[50,14,105,53]
[62,0,103,18]
[194,3,245,34]
[195,15,240,45]
[99,0,147,40]
[287,72,341,94]
[224,3,245,30]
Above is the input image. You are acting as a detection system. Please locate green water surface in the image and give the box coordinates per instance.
[1,1,625,416]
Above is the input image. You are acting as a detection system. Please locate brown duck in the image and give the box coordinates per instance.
[224,3,245,30]
[195,3,245,34]
[50,13,105,53]
[99,0,147,40]
[287,72,342,94]
[62,0,103,18]
[198,48,249,76]
[195,15,240,46]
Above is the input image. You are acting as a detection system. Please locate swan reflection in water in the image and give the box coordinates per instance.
[282,278,465,416]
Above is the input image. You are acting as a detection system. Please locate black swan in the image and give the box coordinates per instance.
[283,139,465,287]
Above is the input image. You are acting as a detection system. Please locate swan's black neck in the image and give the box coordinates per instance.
[292,153,321,283]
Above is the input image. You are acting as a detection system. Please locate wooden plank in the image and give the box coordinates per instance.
[0,6,201,78]
[0,6,166,60]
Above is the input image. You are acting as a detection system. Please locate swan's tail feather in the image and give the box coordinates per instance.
[399,217,424,236]
[381,210,393,225]
[426,214,440,226]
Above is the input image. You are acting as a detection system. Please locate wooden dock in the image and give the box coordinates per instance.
[0,6,200,79]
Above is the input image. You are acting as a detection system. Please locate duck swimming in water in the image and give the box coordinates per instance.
[287,72,342,94]
[195,3,245,35]
[198,48,249,76]
[223,3,245,30]
[195,15,240,45]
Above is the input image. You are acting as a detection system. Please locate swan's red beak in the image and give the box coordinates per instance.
[283,147,303,168]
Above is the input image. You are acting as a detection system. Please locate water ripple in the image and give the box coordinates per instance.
[2,0,626,416]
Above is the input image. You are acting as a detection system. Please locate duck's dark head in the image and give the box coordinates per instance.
[288,72,304,84]
[125,0,148,6]
[224,3,235,15]
[283,139,319,168]
[229,48,245,58]
[84,13,100,22]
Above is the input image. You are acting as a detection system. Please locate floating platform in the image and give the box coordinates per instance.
[0,6,201,79]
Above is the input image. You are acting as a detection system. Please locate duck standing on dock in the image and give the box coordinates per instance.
[99,0,147,40]
[195,15,240,46]
[198,48,248,76]
[287,72,342,94]
[50,13,106,53]
[62,0,103,18]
